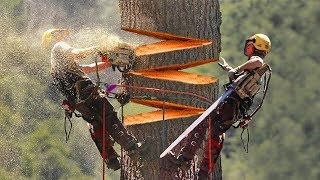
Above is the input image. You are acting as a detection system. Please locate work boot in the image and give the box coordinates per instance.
[106,156,121,171]
[127,136,152,161]
[197,169,210,180]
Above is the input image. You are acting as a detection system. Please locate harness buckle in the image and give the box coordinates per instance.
[61,100,75,112]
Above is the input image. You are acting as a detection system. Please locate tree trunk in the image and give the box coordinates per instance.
[119,0,222,179]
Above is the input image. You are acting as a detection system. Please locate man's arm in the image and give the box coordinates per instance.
[71,46,99,59]
[228,56,263,79]
[237,57,263,72]
[218,57,233,71]
[81,62,112,74]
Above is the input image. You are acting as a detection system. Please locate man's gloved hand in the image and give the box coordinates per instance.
[116,93,131,105]
[228,67,239,80]
[218,57,233,71]
[109,44,134,66]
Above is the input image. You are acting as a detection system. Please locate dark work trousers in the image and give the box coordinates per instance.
[179,94,239,174]
[54,73,137,160]
[69,81,138,162]
[199,95,239,174]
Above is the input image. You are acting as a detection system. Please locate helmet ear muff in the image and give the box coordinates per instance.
[244,43,255,56]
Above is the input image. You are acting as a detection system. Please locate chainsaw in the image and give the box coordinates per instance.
[99,44,135,73]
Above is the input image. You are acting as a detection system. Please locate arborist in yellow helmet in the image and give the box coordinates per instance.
[42,29,150,171]
[163,34,272,179]
[224,33,271,79]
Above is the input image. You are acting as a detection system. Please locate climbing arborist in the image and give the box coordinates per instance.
[42,28,150,171]
[164,34,271,179]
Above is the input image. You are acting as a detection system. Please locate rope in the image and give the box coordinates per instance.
[161,100,168,151]
[120,104,125,180]
[248,68,272,118]
[64,113,73,143]
[208,116,213,180]
[116,84,214,104]
[241,127,250,153]
[102,101,106,180]
[94,55,101,88]
[132,95,211,107]
[94,52,106,180]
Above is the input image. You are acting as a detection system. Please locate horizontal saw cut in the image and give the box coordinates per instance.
[130,99,205,110]
[130,70,217,84]
[123,71,218,109]
[124,108,204,126]
[123,28,208,41]
[136,39,211,56]
[126,28,211,56]
[124,28,217,72]
[136,58,218,71]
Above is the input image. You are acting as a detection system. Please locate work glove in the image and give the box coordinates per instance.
[228,67,240,80]
[110,43,135,66]
[218,57,233,71]
[116,93,131,105]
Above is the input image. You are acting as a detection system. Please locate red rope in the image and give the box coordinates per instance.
[108,84,214,178]
[102,100,106,180]
[208,116,213,180]
[116,84,214,104]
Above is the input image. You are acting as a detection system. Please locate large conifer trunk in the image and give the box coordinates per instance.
[119,0,222,179]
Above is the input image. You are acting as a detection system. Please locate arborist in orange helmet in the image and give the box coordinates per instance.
[164,34,272,179]
[42,29,150,171]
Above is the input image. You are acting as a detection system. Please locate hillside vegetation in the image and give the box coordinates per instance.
[0,0,318,179]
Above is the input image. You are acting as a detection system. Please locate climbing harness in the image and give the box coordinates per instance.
[61,100,81,143]
[74,79,98,104]
[232,64,272,153]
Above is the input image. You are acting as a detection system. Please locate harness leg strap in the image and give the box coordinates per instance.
[89,127,118,159]
[199,134,224,177]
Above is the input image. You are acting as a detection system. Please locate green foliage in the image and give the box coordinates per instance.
[0,7,100,179]
[20,119,88,179]
[0,0,25,31]
[0,0,319,179]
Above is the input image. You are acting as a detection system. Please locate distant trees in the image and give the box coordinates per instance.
[194,0,320,179]
[0,0,319,179]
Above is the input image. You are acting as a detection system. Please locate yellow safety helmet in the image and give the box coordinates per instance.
[42,29,69,47]
[246,34,271,54]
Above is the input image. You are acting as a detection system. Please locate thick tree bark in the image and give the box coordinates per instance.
[123,110,206,179]
[124,71,218,109]
[119,0,222,179]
